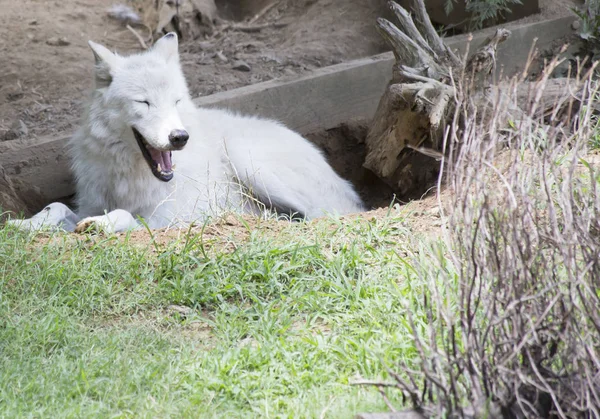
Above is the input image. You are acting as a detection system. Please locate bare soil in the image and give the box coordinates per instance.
[0,0,388,139]
[0,0,576,140]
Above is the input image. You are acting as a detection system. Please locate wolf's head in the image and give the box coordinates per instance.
[87,33,191,182]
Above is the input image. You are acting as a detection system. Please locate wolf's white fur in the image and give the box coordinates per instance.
[8,33,364,233]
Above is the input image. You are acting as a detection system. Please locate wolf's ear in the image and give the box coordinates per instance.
[152,32,179,62]
[88,41,119,88]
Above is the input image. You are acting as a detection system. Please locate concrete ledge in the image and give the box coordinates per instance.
[0,15,576,202]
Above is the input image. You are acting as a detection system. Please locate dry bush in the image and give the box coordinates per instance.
[375,62,600,417]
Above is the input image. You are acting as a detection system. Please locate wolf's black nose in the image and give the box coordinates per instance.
[169,130,189,148]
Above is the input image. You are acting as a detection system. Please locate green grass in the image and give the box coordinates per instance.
[0,211,452,418]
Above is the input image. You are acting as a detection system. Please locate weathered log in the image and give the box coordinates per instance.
[155,0,217,40]
[364,0,512,197]
[363,0,590,200]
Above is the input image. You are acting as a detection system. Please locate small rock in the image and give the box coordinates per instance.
[428,207,441,217]
[46,37,70,46]
[283,68,297,77]
[107,4,140,25]
[196,54,214,65]
[232,60,251,72]
[287,59,302,68]
[197,41,213,50]
[6,92,23,102]
[238,42,260,53]
[261,53,283,64]
[552,60,573,78]
[15,120,28,137]
[238,337,258,348]
[29,19,38,25]
[1,120,28,142]
[214,51,228,63]
[167,304,194,317]
[572,20,581,31]
[1,130,17,142]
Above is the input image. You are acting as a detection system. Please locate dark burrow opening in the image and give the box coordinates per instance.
[215,0,275,22]
[306,119,440,210]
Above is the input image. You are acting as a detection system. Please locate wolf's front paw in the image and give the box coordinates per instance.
[5,202,80,232]
[75,216,113,234]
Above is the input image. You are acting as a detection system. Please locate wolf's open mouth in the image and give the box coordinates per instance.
[132,128,174,182]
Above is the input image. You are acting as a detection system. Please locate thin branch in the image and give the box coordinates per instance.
[229,21,289,33]
[350,380,401,388]
[126,24,148,49]
[377,386,398,412]
[248,0,280,24]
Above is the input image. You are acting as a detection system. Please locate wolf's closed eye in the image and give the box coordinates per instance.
[135,100,150,107]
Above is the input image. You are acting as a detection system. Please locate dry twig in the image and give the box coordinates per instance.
[248,0,280,24]
[126,24,148,49]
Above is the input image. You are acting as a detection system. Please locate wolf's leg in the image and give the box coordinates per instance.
[75,209,139,234]
[5,202,80,232]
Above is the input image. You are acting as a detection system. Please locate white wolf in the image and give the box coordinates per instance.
[8,33,364,233]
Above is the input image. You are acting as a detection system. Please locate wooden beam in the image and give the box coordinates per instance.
[194,52,394,133]
[0,15,576,202]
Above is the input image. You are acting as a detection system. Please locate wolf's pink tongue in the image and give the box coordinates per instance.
[162,151,172,171]
[149,149,173,172]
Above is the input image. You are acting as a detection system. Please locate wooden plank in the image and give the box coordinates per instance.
[0,15,576,202]
[194,53,394,134]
